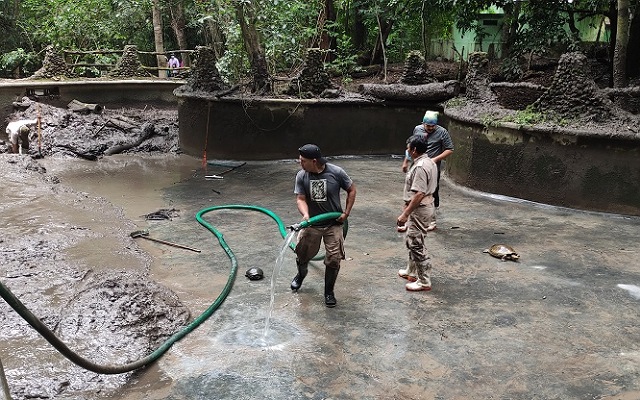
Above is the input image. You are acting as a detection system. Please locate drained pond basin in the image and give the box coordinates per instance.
[1,154,640,399]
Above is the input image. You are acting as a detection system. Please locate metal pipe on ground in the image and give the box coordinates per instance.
[130,230,201,253]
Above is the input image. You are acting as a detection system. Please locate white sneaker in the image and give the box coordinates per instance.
[406,281,432,291]
[398,268,417,282]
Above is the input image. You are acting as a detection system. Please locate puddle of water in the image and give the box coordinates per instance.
[42,155,199,222]
[65,237,144,272]
[617,284,640,299]
[40,155,202,273]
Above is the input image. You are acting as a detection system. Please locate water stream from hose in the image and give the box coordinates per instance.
[263,231,296,339]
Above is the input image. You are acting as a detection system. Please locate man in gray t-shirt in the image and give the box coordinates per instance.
[291,144,356,308]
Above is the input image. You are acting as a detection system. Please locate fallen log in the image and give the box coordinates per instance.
[357,80,460,101]
[106,116,137,131]
[54,145,101,160]
[67,99,103,114]
[601,86,640,98]
[104,123,155,156]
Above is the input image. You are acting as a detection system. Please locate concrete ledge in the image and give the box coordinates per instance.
[0,79,183,122]
[444,107,640,216]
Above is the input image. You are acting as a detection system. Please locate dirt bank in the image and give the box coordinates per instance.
[0,155,189,399]
[2,100,179,159]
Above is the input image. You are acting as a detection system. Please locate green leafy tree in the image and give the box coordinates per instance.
[234,0,271,92]
[3,0,638,88]
[0,48,40,78]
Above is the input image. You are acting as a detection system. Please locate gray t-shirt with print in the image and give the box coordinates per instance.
[411,124,455,160]
[294,163,352,226]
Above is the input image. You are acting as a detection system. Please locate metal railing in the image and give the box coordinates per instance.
[62,48,194,76]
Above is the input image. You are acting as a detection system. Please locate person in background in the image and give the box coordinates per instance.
[5,119,38,154]
[291,144,356,308]
[168,54,180,77]
[397,134,438,291]
[400,110,454,232]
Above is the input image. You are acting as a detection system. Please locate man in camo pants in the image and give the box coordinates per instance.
[397,134,437,291]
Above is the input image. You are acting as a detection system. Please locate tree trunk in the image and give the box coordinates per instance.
[626,1,640,78]
[203,17,227,61]
[375,13,388,82]
[500,2,521,57]
[613,0,629,89]
[566,5,581,42]
[420,0,430,58]
[348,2,367,64]
[317,0,337,62]
[358,80,460,101]
[169,1,190,67]
[152,0,167,78]
[353,11,366,51]
[2,0,19,50]
[235,0,271,93]
[370,18,394,65]
[608,1,618,86]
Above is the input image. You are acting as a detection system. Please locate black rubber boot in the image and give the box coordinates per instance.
[324,267,340,308]
[290,261,308,291]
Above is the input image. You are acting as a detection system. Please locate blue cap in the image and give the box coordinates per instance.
[422,111,438,125]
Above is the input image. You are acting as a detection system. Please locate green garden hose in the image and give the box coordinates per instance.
[0,356,11,400]
[0,206,345,375]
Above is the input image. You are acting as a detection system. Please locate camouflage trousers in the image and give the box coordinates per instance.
[405,204,435,285]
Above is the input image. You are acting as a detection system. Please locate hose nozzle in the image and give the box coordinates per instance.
[288,212,343,232]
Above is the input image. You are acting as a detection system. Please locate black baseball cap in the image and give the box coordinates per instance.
[298,144,327,164]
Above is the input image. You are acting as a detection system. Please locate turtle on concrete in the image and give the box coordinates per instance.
[245,267,265,280]
[484,244,520,262]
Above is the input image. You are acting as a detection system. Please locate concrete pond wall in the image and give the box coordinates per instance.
[176,95,430,160]
[3,79,638,216]
[444,111,640,216]
[178,94,639,216]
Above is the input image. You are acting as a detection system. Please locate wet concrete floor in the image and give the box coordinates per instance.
[7,154,640,399]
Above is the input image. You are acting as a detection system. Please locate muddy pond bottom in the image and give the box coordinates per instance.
[2,154,640,400]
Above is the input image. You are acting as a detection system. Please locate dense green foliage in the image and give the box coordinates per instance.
[0,0,638,82]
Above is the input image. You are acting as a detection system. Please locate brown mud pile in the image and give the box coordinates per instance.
[0,155,189,399]
[2,100,179,159]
